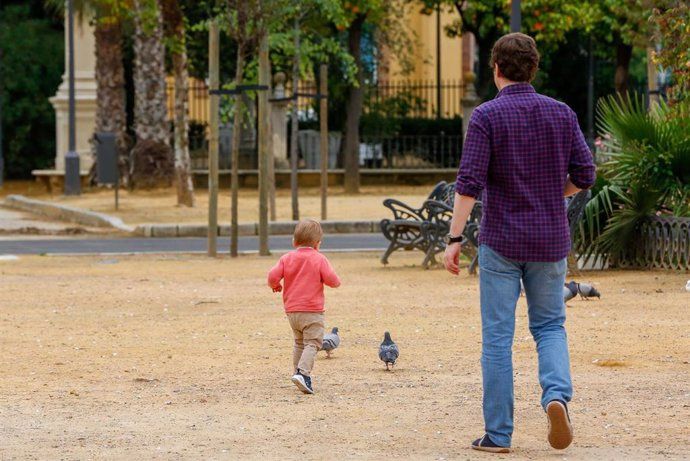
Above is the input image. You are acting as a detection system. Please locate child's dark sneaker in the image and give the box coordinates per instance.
[546,400,573,449]
[291,371,314,394]
[471,434,510,453]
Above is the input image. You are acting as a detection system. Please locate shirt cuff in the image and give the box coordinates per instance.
[569,170,596,190]
[455,180,483,199]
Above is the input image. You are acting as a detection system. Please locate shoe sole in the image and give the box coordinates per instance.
[291,375,314,394]
[547,401,573,449]
[471,445,511,454]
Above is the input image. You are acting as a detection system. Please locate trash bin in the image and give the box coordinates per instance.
[94,132,118,185]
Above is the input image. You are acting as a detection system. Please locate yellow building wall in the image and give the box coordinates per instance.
[385,8,464,84]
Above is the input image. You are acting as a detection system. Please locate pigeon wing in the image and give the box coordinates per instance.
[322,333,339,351]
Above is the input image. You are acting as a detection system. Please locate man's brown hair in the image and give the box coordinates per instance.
[293,219,323,247]
[490,33,540,83]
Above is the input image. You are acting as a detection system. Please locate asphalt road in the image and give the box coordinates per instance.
[0,233,388,255]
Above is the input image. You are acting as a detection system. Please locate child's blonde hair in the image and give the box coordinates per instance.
[293,219,323,247]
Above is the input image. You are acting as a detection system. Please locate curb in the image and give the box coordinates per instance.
[1,195,380,238]
[134,220,379,237]
[2,195,134,233]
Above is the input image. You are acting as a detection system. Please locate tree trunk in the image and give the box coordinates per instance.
[342,14,366,194]
[93,19,129,185]
[132,0,172,188]
[161,0,194,206]
[615,42,633,96]
[257,31,271,256]
[475,38,495,100]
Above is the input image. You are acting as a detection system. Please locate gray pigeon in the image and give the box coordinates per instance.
[564,282,578,302]
[321,327,340,358]
[379,332,399,371]
[567,280,601,299]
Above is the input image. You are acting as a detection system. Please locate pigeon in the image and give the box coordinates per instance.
[564,282,578,302]
[379,332,399,371]
[567,280,601,299]
[321,327,340,358]
[685,280,690,292]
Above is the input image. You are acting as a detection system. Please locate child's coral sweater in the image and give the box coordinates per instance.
[267,247,341,313]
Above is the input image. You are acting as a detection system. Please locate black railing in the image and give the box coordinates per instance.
[168,79,465,123]
[188,133,461,171]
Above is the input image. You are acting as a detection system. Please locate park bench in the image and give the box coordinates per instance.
[379,181,454,267]
[381,185,590,274]
[421,199,482,272]
[380,181,481,270]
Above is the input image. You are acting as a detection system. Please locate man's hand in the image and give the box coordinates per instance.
[444,242,462,275]
[272,285,283,293]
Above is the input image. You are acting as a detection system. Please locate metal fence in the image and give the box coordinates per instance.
[168,78,464,123]
[359,134,461,169]
[188,132,462,171]
[292,79,464,119]
[615,216,690,271]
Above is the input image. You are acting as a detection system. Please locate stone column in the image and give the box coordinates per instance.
[270,72,289,169]
[461,72,480,139]
[49,12,97,171]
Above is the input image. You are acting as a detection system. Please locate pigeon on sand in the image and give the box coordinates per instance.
[379,332,399,371]
[321,327,340,358]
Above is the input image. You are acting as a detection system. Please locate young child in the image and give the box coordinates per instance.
[267,219,341,394]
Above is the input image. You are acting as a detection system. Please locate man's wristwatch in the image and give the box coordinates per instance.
[444,233,463,244]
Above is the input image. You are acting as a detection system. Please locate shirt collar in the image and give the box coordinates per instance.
[296,246,316,250]
[496,82,536,98]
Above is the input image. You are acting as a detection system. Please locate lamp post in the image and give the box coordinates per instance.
[586,36,595,148]
[64,0,81,195]
[436,4,442,119]
[510,0,521,33]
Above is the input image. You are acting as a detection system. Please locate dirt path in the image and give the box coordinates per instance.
[0,253,688,460]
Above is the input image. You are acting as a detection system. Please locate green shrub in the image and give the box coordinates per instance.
[576,93,690,264]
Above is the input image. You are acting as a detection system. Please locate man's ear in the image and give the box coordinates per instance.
[494,63,502,79]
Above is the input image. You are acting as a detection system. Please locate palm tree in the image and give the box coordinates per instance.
[130,0,173,188]
[161,0,194,206]
[94,5,129,184]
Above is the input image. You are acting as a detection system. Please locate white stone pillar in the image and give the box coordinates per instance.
[49,11,97,171]
[271,72,289,169]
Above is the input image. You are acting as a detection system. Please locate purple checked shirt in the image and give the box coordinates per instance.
[456,83,596,262]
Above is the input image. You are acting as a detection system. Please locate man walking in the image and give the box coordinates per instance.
[444,33,596,453]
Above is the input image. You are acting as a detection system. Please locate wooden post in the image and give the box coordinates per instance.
[207,19,219,257]
[289,16,300,221]
[268,132,276,221]
[257,32,270,256]
[319,63,328,220]
[268,67,276,222]
[230,48,245,257]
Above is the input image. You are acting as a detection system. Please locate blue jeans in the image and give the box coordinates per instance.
[478,245,572,447]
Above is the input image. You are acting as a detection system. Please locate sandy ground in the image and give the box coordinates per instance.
[2,182,431,225]
[0,252,688,460]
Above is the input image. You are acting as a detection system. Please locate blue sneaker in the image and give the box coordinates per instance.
[291,371,314,394]
[471,434,510,453]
